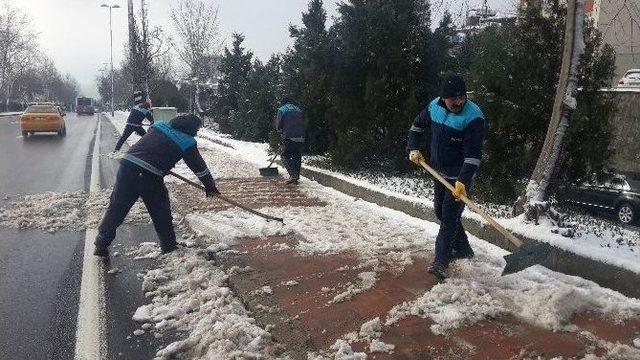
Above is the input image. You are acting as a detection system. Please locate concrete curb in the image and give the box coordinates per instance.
[299,165,640,300]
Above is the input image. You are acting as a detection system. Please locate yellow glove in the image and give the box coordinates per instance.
[452,181,467,201]
[409,150,425,165]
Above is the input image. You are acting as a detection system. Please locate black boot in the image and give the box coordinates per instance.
[427,262,447,281]
[94,243,109,257]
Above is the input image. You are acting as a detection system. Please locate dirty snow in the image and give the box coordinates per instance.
[133,247,277,359]
[100,114,640,359]
[0,188,149,233]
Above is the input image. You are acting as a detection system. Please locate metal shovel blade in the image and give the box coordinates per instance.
[501,242,556,276]
[259,167,279,176]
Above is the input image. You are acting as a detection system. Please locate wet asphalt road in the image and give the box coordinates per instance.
[0,113,97,360]
[0,114,165,359]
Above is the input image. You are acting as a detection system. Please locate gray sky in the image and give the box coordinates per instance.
[16,0,514,98]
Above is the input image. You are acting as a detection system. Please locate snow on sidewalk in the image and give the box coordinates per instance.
[100,114,640,359]
[198,127,640,275]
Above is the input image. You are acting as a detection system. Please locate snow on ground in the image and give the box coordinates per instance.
[129,246,277,360]
[0,188,150,232]
[100,114,640,359]
[303,160,640,275]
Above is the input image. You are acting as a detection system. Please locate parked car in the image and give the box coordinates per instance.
[20,103,66,137]
[566,172,640,224]
[617,69,640,87]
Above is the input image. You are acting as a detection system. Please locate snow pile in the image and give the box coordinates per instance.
[0,188,151,233]
[134,249,277,360]
[326,340,366,360]
[387,260,640,335]
[185,210,289,245]
[126,242,161,260]
[0,191,85,232]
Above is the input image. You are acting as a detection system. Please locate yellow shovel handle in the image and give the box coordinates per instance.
[418,160,523,248]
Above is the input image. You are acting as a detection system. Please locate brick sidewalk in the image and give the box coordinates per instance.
[172,177,640,359]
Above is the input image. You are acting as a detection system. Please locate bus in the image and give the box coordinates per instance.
[76,97,95,115]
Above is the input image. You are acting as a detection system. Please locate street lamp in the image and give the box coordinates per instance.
[101,4,120,116]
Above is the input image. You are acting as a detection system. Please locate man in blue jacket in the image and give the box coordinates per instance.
[407,74,485,280]
[95,114,219,256]
[114,91,154,151]
[276,97,305,185]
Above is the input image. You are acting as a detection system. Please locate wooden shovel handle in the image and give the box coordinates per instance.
[169,171,284,223]
[418,160,523,248]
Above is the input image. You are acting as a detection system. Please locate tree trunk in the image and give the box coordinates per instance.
[514,0,586,226]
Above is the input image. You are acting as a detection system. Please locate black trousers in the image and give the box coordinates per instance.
[114,125,146,151]
[282,139,303,180]
[96,161,176,252]
[433,178,473,267]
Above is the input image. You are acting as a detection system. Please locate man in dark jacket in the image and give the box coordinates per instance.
[407,74,485,280]
[114,91,154,151]
[95,114,219,256]
[276,97,305,185]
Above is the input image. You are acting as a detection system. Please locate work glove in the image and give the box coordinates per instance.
[409,150,425,165]
[452,181,467,201]
[205,184,220,197]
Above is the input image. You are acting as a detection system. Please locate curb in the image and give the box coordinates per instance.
[299,165,640,300]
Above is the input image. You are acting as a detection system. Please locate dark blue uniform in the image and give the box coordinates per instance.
[114,104,154,151]
[408,97,485,267]
[276,102,304,182]
[96,116,216,254]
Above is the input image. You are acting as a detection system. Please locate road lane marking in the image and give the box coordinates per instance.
[74,116,107,359]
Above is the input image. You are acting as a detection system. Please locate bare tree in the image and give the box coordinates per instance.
[0,2,37,110]
[170,0,221,113]
[515,0,587,232]
[127,0,169,98]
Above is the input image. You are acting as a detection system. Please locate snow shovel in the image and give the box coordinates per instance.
[417,160,555,276]
[169,170,284,223]
[259,153,279,177]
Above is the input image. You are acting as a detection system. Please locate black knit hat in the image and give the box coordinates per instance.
[133,90,145,104]
[169,114,202,137]
[441,74,467,98]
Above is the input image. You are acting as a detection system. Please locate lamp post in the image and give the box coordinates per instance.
[101,4,120,116]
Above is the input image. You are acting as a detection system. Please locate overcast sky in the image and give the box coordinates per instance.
[15,0,515,98]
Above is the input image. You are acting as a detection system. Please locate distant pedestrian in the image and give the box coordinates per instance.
[407,73,485,280]
[95,114,219,257]
[276,97,305,185]
[114,90,154,152]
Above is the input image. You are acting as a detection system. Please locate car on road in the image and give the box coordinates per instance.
[20,103,66,137]
[566,171,640,224]
[617,69,640,87]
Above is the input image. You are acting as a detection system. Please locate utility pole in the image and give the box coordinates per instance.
[127,0,140,92]
[101,4,120,116]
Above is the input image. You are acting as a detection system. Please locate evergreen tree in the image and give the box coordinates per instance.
[231,56,281,141]
[281,0,334,154]
[214,33,253,133]
[329,0,434,170]
[467,2,616,203]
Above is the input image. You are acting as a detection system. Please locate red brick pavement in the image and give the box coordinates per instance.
[175,177,640,359]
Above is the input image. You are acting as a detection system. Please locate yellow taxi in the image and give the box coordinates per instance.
[20,103,66,137]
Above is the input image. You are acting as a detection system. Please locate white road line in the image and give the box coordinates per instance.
[74,115,107,359]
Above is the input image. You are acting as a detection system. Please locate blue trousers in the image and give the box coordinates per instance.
[96,161,176,252]
[433,178,473,267]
